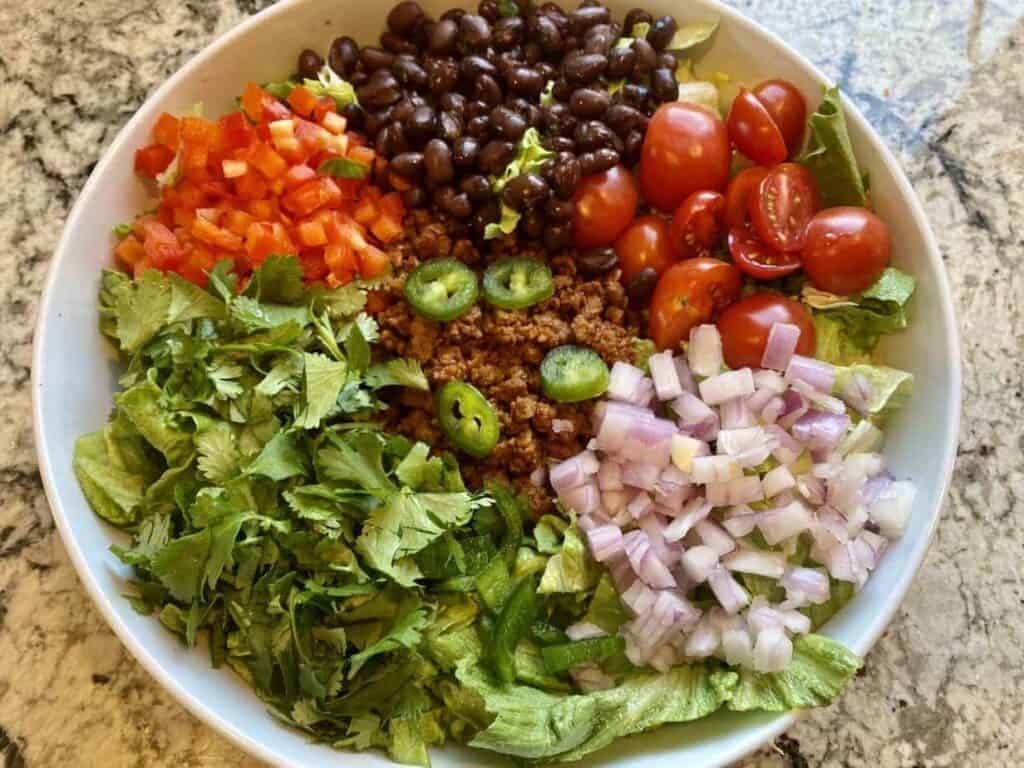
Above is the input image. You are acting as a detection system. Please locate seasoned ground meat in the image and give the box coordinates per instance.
[375,210,640,512]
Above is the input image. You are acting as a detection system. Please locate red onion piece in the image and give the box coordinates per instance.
[607,361,649,403]
[867,480,915,538]
[558,481,600,515]
[752,626,792,672]
[757,500,813,545]
[649,350,684,401]
[638,549,677,588]
[597,460,623,491]
[786,354,836,392]
[709,567,750,615]
[680,544,719,582]
[706,475,764,506]
[792,410,850,450]
[688,324,723,377]
[721,504,759,537]
[622,461,662,490]
[761,395,785,424]
[586,524,624,563]
[722,548,786,578]
[699,368,756,406]
[763,465,796,497]
[664,497,712,540]
[761,322,802,371]
[627,491,654,520]
[691,455,741,484]
[674,356,698,394]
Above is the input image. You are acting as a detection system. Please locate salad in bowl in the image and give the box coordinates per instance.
[60,0,934,765]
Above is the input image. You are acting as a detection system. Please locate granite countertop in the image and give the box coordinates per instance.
[2,0,1022,765]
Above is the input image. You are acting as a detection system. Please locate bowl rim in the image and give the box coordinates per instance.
[31,0,961,766]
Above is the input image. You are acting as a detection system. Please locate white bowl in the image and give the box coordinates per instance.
[32,0,961,765]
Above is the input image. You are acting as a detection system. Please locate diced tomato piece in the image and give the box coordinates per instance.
[222,209,256,237]
[217,111,256,151]
[321,111,347,135]
[153,113,181,149]
[297,218,329,247]
[173,180,206,211]
[132,257,154,278]
[314,97,338,124]
[181,116,217,146]
[359,244,390,279]
[249,143,289,179]
[245,221,295,264]
[353,197,378,226]
[283,164,317,191]
[171,206,193,228]
[234,172,269,201]
[192,216,244,251]
[141,220,184,270]
[178,246,220,286]
[282,177,342,217]
[378,192,405,221]
[247,198,279,221]
[241,83,290,123]
[134,144,175,178]
[294,119,331,155]
[370,214,403,245]
[180,142,209,174]
[115,235,146,267]
[299,249,330,281]
[287,85,319,118]
[348,145,376,167]
[324,242,359,282]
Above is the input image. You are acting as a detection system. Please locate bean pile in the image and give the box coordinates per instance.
[296,0,686,247]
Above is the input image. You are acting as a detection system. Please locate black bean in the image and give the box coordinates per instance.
[547,135,575,153]
[376,122,409,157]
[406,105,438,143]
[390,151,425,179]
[577,246,619,276]
[523,40,543,64]
[551,152,581,197]
[546,197,575,222]
[410,16,433,50]
[475,74,503,106]
[433,185,457,209]
[569,88,610,118]
[478,0,501,22]
[504,172,550,209]
[540,3,569,25]
[544,224,572,251]
[358,71,402,108]
[562,51,607,85]
[582,23,618,54]
[536,62,557,81]
[472,201,501,237]
[460,173,493,201]
[427,58,459,95]
[440,8,465,23]
[627,267,659,303]
[478,140,516,174]
[575,120,616,152]
[493,16,525,48]
[297,49,324,80]
[569,5,610,36]
[623,128,644,165]
[657,51,676,70]
[459,14,492,48]
[451,136,480,168]
[507,66,544,96]
[438,111,462,142]
[329,36,360,76]
[360,47,395,71]
[491,106,527,140]
[604,103,644,136]
[340,102,364,131]
[619,83,650,109]
[381,31,417,55]
[403,186,427,208]
[393,55,428,89]
[552,78,573,102]
[631,38,657,79]
[350,69,370,87]
[440,92,467,115]
[651,68,678,103]
[424,139,455,184]
[533,14,563,53]
[445,191,474,218]
[461,54,497,80]
[578,147,619,175]
[524,104,544,128]
[523,209,546,238]
[623,8,652,33]
[390,99,416,124]
[429,19,459,53]
[388,1,424,35]
[647,15,678,50]
[466,115,492,139]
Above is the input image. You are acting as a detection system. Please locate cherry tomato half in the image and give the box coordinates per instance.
[615,215,678,284]
[750,163,820,253]
[649,257,742,350]
[728,226,802,280]
[752,79,807,154]
[640,102,731,212]
[802,206,891,294]
[670,191,726,259]
[717,293,816,369]
[724,166,770,230]
[572,165,640,250]
[727,88,788,166]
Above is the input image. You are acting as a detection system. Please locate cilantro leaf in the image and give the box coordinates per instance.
[296,353,348,429]
[319,157,370,179]
[365,359,429,391]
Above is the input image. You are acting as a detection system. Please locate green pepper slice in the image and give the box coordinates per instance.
[403,258,479,322]
[482,258,554,310]
[540,636,626,673]
[436,381,500,457]
[540,345,611,403]
[492,575,541,683]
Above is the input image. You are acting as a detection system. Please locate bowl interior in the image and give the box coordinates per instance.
[32,0,959,766]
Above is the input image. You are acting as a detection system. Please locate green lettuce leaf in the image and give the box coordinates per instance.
[485,128,554,240]
[303,64,359,109]
[538,525,600,594]
[483,201,521,241]
[834,363,913,421]
[727,633,861,712]
[799,86,867,208]
[73,431,146,525]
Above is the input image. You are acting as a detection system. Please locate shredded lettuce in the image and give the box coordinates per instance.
[835,364,914,421]
[483,127,555,240]
[799,86,868,207]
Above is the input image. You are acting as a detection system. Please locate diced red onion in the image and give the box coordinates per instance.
[597,460,623,491]
[607,361,649,404]
[649,350,684,401]
[722,625,754,667]
[664,497,712,540]
[723,548,786,578]
[622,461,662,490]
[868,479,915,538]
[708,567,750,615]
[699,368,756,406]
[593,401,654,453]
[623,529,650,570]
[552,418,575,434]
[752,626,792,672]
[586,524,624,563]
[621,579,656,614]
[637,549,677,588]
[763,465,796,497]
[717,427,776,468]
[757,500,813,545]
[761,322,802,371]
[669,433,710,474]
[839,371,874,414]
[680,544,719,583]
[674,356,698,394]
[691,455,741,484]
[786,354,836,393]
[721,504,759,537]
[601,489,630,515]
[619,418,677,467]
[706,475,764,507]
[745,386,777,415]
[577,514,598,532]
[721,397,756,429]
[760,395,786,424]
[777,389,809,430]
[684,620,720,658]
[746,598,784,633]
[795,474,826,505]
[791,378,847,415]
[688,324,723,377]
[627,491,654,520]
[780,609,812,635]
[792,410,850,451]
[608,554,634,592]
[695,520,735,556]
[566,622,607,641]
[550,453,597,493]
[558,481,600,516]
[754,369,788,393]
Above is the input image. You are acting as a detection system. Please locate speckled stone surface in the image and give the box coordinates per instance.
[1,0,1021,766]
